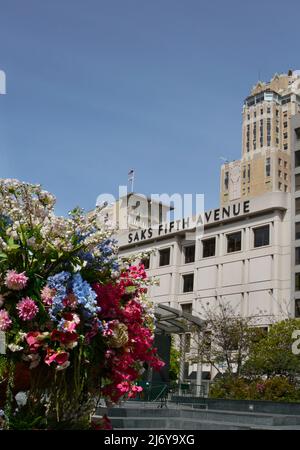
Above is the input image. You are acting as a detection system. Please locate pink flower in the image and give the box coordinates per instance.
[45,348,69,366]
[26,331,42,352]
[16,297,38,321]
[5,270,28,290]
[41,286,55,306]
[0,309,12,331]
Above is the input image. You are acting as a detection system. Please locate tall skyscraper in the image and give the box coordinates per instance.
[220,70,300,205]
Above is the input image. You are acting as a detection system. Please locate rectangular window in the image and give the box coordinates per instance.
[284,132,288,139]
[265,157,271,177]
[202,237,216,258]
[284,121,288,128]
[296,273,300,291]
[159,248,170,266]
[181,303,192,314]
[227,231,242,253]
[284,143,288,150]
[296,174,300,191]
[295,299,300,318]
[296,198,300,215]
[296,247,300,265]
[253,225,270,247]
[141,257,150,269]
[296,222,300,240]
[278,170,282,178]
[183,274,194,293]
[224,171,229,190]
[295,151,300,168]
[248,164,251,182]
[184,245,195,264]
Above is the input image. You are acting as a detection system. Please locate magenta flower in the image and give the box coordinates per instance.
[0,309,12,331]
[16,297,38,321]
[5,270,28,290]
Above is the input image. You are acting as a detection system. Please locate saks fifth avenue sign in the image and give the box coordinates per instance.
[127,200,250,244]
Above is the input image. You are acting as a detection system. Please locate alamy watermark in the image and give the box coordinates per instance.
[95,185,205,241]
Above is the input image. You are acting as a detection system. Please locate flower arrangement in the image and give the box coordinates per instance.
[0,179,163,429]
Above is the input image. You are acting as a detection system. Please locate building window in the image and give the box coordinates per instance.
[283,132,288,139]
[296,247,300,265]
[278,182,282,190]
[284,143,288,150]
[248,164,251,182]
[183,274,194,293]
[141,257,150,269]
[296,273,300,291]
[159,248,170,266]
[278,158,282,166]
[296,174,300,191]
[267,107,271,113]
[295,151,300,168]
[202,237,216,258]
[261,108,263,115]
[185,333,191,352]
[181,303,192,314]
[296,198,300,215]
[253,225,270,247]
[295,299,300,318]
[265,157,271,177]
[224,171,229,190]
[278,170,282,178]
[184,245,195,264]
[284,161,288,169]
[227,231,242,253]
[284,185,288,192]
[296,222,300,240]
[284,122,288,128]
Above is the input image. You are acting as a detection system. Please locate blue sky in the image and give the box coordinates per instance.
[1,0,300,215]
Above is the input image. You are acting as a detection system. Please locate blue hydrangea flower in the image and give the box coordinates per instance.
[72,273,100,319]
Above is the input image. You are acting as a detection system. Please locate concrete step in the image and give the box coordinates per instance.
[96,406,299,427]
[93,415,252,430]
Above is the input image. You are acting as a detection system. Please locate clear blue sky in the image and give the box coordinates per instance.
[1,0,300,215]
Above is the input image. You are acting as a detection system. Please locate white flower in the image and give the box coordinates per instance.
[8,343,23,352]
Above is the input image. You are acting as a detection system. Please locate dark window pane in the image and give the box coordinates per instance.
[295,299,300,318]
[183,274,194,293]
[296,198,300,215]
[141,257,150,269]
[227,232,242,253]
[296,273,300,291]
[296,222,300,240]
[254,225,269,247]
[159,248,170,266]
[203,238,216,258]
[295,151,300,168]
[296,174,300,191]
[181,303,192,314]
[184,245,195,264]
[296,248,300,265]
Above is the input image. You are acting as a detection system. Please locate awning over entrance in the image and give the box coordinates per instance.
[154,303,204,334]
